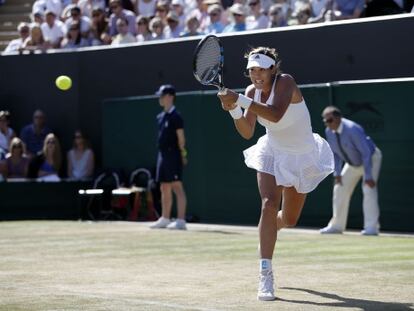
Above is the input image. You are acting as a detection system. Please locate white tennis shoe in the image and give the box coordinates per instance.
[167,219,187,230]
[149,217,171,229]
[257,270,276,301]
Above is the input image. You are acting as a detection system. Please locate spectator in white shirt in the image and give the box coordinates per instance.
[171,0,187,28]
[109,0,137,36]
[246,0,269,30]
[149,16,165,40]
[3,22,30,54]
[164,11,184,38]
[41,10,66,48]
[111,17,137,45]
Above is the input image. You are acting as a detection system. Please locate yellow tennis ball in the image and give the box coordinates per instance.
[55,75,72,91]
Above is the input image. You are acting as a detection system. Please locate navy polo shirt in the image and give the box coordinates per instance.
[157,106,183,152]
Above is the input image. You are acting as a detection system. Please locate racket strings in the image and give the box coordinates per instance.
[195,38,222,84]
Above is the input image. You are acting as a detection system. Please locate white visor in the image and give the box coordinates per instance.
[246,53,276,69]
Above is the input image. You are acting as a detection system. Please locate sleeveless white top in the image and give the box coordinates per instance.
[243,78,334,193]
[68,148,93,180]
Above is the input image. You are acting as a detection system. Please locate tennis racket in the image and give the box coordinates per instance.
[193,35,227,95]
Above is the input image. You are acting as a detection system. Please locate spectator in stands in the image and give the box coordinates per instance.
[164,11,184,38]
[155,1,170,23]
[246,0,269,30]
[31,11,45,25]
[67,130,95,180]
[41,10,66,49]
[180,15,204,36]
[61,21,90,49]
[28,133,64,180]
[223,3,247,32]
[136,16,153,42]
[0,110,16,155]
[171,0,187,28]
[268,4,288,27]
[111,17,137,44]
[308,0,330,21]
[89,7,111,46]
[109,0,137,36]
[149,16,165,40]
[65,6,91,38]
[1,138,30,179]
[190,0,209,31]
[32,0,63,17]
[136,0,158,17]
[22,23,49,52]
[205,4,225,33]
[77,0,106,18]
[3,23,30,54]
[290,4,312,25]
[20,109,52,157]
[334,0,365,19]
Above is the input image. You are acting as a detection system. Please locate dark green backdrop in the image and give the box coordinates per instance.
[102,79,414,232]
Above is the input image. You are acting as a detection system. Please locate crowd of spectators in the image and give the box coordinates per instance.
[2,0,414,54]
[0,109,95,181]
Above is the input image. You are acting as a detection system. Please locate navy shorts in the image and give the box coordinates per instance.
[156,150,183,182]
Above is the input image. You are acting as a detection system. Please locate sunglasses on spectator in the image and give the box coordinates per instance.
[209,12,219,16]
[269,10,281,15]
[69,27,79,31]
[323,118,334,123]
[71,12,80,16]
[156,8,166,12]
[137,21,146,25]
[233,13,243,17]
[110,5,119,9]
[248,2,258,6]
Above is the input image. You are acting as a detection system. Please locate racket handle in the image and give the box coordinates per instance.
[218,88,227,95]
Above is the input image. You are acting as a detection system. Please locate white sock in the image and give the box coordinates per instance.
[259,259,272,274]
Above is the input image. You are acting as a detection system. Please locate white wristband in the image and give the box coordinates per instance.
[229,106,243,119]
[236,94,253,109]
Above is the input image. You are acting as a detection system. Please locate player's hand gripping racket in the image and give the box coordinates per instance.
[193,35,227,95]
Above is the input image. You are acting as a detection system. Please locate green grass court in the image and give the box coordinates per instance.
[0,221,413,311]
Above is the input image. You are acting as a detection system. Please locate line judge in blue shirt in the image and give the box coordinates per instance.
[320,106,382,235]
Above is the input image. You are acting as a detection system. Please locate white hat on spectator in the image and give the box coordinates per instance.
[172,0,184,7]
[208,4,222,14]
[229,3,247,15]
[167,11,180,22]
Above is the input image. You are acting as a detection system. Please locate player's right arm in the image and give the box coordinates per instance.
[218,85,256,140]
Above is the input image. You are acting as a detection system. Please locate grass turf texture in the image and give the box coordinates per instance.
[0,221,413,311]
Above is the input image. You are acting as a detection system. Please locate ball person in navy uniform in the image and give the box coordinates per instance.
[150,84,188,230]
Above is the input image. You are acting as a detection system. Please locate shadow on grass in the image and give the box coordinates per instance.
[278,287,414,311]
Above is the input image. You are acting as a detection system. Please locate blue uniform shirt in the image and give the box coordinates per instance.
[325,118,376,180]
[157,106,183,152]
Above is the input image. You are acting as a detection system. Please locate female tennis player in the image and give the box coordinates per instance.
[218,47,334,301]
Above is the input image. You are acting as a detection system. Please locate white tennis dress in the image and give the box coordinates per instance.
[243,81,334,193]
